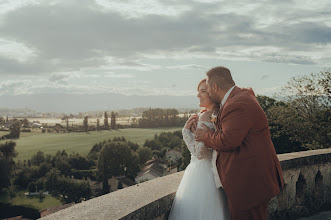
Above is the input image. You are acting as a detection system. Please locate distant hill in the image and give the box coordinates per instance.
[0,93,198,113]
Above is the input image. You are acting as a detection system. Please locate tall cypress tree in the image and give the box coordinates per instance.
[104,112,109,130]
[111,111,116,130]
[83,116,88,132]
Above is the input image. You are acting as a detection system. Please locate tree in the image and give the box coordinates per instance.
[0,141,18,191]
[256,95,283,113]
[68,153,92,170]
[30,151,45,166]
[96,118,100,131]
[111,111,116,130]
[21,118,30,128]
[45,168,92,204]
[138,108,182,128]
[137,147,152,165]
[65,116,69,131]
[0,116,5,124]
[144,139,162,151]
[104,112,109,130]
[1,120,21,140]
[87,141,105,161]
[5,185,16,200]
[0,158,10,191]
[83,116,88,132]
[97,140,139,192]
[49,150,72,176]
[271,69,330,149]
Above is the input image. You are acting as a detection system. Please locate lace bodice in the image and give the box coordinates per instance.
[182,121,214,161]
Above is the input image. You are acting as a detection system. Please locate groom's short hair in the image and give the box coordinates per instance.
[206,66,235,90]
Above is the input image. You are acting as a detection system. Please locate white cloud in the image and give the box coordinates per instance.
[0,38,38,62]
[0,0,329,98]
[166,64,209,70]
[94,0,190,18]
[254,86,283,97]
[0,0,37,17]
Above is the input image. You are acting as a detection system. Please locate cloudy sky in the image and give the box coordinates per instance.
[0,0,330,98]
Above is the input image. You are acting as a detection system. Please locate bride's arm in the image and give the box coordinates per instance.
[182,113,212,159]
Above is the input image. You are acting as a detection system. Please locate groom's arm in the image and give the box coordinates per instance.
[201,104,252,152]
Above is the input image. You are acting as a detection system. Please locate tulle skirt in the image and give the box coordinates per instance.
[168,158,230,220]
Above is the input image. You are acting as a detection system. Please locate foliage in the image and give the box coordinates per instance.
[68,153,93,170]
[0,141,17,191]
[83,116,88,132]
[21,118,30,128]
[71,169,96,180]
[97,139,140,192]
[5,185,17,200]
[274,69,330,149]
[96,118,100,131]
[0,203,40,219]
[14,150,93,191]
[154,132,183,149]
[144,139,162,151]
[111,111,116,129]
[0,158,10,190]
[87,141,105,161]
[104,112,109,130]
[137,147,152,165]
[1,120,21,140]
[9,120,22,139]
[44,168,92,204]
[138,108,188,128]
[256,69,330,152]
[30,151,45,166]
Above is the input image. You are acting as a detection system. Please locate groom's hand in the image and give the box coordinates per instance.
[195,124,209,142]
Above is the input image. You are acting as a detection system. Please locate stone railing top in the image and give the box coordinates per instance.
[277,148,331,170]
[40,148,331,220]
[40,172,184,220]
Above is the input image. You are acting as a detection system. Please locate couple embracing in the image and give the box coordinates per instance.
[168,66,284,220]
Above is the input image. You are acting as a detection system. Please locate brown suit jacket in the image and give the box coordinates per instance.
[203,86,284,211]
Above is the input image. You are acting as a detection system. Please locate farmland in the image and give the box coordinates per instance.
[0,127,182,161]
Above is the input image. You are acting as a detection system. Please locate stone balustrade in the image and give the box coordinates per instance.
[40,148,331,220]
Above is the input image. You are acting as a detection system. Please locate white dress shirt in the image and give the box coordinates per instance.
[221,85,236,106]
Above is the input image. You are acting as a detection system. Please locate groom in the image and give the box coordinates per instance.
[195,66,284,220]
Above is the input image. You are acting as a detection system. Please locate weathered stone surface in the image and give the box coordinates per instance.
[269,149,331,220]
[40,172,183,220]
[40,149,331,220]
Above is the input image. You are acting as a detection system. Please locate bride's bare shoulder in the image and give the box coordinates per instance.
[199,111,212,122]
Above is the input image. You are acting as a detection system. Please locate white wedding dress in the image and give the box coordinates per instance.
[168,120,230,220]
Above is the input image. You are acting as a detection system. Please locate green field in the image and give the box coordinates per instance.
[0,128,181,161]
[0,190,61,211]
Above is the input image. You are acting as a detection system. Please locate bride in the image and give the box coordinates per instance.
[168,79,230,220]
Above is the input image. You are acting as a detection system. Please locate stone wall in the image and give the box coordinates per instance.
[40,148,331,220]
[268,149,331,219]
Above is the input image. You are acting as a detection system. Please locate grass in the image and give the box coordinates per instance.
[0,131,9,136]
[0,190,62,211]
[0,127,181,161]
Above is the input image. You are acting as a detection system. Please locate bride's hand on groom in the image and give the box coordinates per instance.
[194,124,209,142]
[184,115,198,132]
